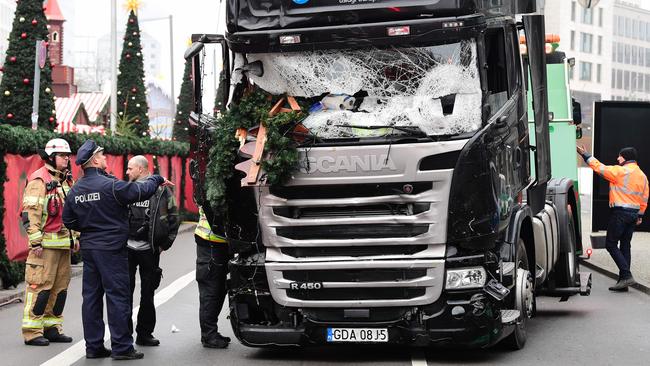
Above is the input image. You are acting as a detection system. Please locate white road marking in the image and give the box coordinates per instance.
[411,351,428,366]
[41,270,196,366]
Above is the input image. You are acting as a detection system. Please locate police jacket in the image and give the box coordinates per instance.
[128,184,179,251]
[62,167,164,251]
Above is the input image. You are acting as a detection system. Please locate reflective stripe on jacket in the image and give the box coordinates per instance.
[195,208,226,243]
[587,157,649,215]
[22,165,73,249]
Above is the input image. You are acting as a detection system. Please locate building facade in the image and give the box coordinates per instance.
[544,0,650,132]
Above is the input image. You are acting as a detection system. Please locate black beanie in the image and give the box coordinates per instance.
[619,147,637,162]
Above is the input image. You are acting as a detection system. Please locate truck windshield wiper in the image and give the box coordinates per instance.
[334,125,430,138]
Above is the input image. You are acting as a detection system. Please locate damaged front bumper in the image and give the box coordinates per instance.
[229,289,513,348]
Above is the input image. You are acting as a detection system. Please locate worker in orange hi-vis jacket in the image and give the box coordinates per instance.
[578,145,649,292]
[21,138,79,346]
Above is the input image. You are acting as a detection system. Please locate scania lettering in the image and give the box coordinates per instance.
[187,0,592,349]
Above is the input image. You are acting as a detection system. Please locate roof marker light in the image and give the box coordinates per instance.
[280,35,301,44]
[387,26,410,36]
[442,21,464,28]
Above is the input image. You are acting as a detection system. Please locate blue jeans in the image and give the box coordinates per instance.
[605,209,638,280]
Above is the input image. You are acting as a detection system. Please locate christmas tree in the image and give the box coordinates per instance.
[214,69,227,115]
[173,59,192,142]
[0,0,56,129]
[117,8,149,137]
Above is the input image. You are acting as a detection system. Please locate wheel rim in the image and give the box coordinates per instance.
[515,268,534,324]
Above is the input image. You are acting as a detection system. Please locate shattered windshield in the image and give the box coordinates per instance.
[244,40,482,139]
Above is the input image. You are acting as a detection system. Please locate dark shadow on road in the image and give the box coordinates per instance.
[533,309,590,318]
[247,345,410,363]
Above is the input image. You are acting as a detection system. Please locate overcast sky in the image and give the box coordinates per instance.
[60,0,225,97]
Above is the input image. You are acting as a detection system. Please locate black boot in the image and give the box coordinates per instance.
[112,349,145,360]
[202,337,229,349]
[44,328,73,343]
[136,335,160,346]
[24,336,49,346]
[86,347,112,359]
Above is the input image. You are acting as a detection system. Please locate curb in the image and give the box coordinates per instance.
[1,223,197,307]
[580,259,650,296]
[0,265,83,308]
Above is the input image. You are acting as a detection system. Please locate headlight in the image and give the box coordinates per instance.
[445,267,487,290]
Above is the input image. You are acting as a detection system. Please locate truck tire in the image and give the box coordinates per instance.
[556,205,579,287]
[503,239,534,350]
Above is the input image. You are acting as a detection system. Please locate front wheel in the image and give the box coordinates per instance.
[503,239,534,350]
[556,204,580,287]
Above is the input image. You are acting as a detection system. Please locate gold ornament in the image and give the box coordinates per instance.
[4,90,10,96]
[45,87,51,93]
[19,17,25,22]
[124,0,141,14]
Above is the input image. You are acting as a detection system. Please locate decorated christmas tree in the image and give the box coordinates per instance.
[0,0,56,129]
[173,59,192,142]
[214,69,227,115]
[117,5,149,137]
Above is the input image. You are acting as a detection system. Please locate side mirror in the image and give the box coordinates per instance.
[184,41,205,60]
[572,98,582,125]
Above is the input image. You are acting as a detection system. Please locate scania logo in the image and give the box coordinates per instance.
[301,154,398,174]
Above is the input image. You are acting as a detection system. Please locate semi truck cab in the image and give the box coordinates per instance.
[186,0,591,349]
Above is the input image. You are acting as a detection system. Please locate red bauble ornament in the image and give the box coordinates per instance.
[21,33,27,39]
[0,66,4,72]
[7,113,14,119]
[126,54,132,59]
[49,117,54,122]
[23,78,30,84]
[131,87,137,93]
[135,119,140,123]
[43,6,47,11]
[129,18,135,23]
[31,19,37,25]
[10,56,16,62]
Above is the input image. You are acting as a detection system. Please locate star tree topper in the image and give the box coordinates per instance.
[124,0,142,14]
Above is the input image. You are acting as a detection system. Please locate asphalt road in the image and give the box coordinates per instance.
[1,230,649,366]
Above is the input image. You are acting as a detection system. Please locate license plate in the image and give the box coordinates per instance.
[327,328,388,343]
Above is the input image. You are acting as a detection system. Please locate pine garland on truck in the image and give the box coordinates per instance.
[205,89,304,214]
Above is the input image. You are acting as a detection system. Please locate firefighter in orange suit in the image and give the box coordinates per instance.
[578,145,649,291]
[21,138,78,346]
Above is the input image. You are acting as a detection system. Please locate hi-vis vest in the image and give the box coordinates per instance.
[24,166,73,249]
[195,208,226,243]
[588,158,649,215]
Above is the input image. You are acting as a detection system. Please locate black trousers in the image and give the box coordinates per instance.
[128,248,161,338]
[195,235,230,343]
[605,208,638,280]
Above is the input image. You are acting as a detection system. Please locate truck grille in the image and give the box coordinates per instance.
[283,268,428,282]
[276,224,429,240]
[287,288,426,301]
[258,141,463,307]
[280,245,427,258]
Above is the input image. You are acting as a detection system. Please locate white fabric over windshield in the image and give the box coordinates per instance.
[247,41,482,137]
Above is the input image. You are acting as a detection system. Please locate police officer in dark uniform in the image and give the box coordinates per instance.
[62,140,174,360]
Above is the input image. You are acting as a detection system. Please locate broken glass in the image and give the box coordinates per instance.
[245,40,482,138]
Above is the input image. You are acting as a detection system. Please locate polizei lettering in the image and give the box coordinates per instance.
[302,154,398,174]
[132,200,150,208]
[74,192,101,204]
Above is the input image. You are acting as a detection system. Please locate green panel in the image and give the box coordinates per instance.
[527,62,572,122]
[528,122,578,182]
